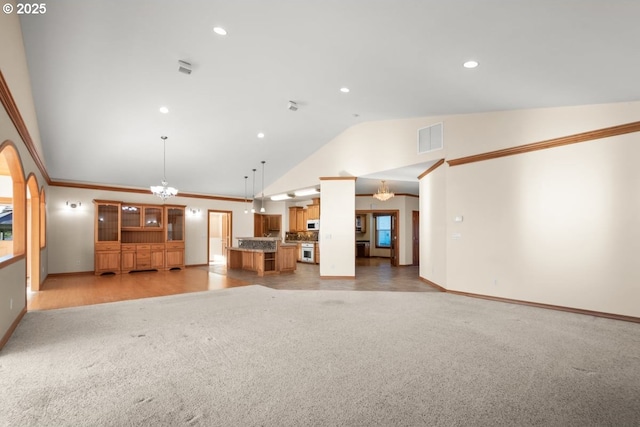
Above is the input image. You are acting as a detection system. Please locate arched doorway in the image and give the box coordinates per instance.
[26,174,41,291]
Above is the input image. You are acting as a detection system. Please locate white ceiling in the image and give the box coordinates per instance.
[18,1,640,199]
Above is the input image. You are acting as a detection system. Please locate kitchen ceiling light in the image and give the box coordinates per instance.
[271,193,292,201]
[213,27,227,36]
[257,132,265,139]
[294,188,320,197]
[150,136,178,200]
[159,106,169,114]
[463,60,479,68]
[373,180,394,202]
[340,87,350,93]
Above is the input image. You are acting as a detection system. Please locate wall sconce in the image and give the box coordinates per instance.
[66,201,82,209]
[189,208,201,216]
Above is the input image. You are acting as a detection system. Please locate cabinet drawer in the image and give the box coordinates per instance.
[166,242,184,249]
[136,244,151,251]
[136,260,151,269]
[136,252,151,260]
[96,243,121,251]
[121,244,136,251]
[151,244,165,250]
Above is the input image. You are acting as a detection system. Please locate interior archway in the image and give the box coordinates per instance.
[0,140,26,263]
[26,174,41,291]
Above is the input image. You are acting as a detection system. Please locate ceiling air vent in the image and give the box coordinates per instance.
[417,122,443,154]
[178,60,192,75]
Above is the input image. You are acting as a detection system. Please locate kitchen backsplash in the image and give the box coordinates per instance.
[285,231,319,242]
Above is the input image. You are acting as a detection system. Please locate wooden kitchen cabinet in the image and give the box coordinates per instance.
[307,198,320,220]
[355,214,366,233]
[289,207,305,231]
[314,242,320,264]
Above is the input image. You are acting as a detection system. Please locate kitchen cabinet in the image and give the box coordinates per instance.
[289,207,305,232]
[306,197,320,220]
[355,214,366,233]
[314,242,320,264]
[356,241,370,258]
[255,214,282,236]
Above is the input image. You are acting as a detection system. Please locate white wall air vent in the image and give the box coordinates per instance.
[417,122,443,154]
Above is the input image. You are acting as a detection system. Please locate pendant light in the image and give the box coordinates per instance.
[150,136,178,200]
[251,168,256,213]
[243,175,249,214]
[260,160,266,213]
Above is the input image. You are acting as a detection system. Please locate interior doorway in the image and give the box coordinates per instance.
[208,210,232,266]
[355,210,399,267]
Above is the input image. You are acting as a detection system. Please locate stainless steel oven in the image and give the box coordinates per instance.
[301,243,315,263]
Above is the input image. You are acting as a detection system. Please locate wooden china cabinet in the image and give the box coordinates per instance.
[93,200,185,275]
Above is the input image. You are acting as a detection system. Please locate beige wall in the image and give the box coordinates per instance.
[0,5,49,342]
[320,179,355,277]
[272,99,640,317]
[419,164,447,285]
[47,186,252,273]
[446,132,640,316]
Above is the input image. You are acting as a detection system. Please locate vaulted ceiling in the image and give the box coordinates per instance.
[18,1,640,198]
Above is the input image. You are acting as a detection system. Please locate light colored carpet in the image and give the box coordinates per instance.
[1,285,639,426]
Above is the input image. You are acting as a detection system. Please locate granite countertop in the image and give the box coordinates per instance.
[237,237,280,241]
[228,246,276,253]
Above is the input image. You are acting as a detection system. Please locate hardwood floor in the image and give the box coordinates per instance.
[28,258,438,311]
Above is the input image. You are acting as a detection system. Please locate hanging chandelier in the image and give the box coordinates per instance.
[150,136,178,200]
[373,180,394,202]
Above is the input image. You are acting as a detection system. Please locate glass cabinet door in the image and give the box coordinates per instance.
[97,204,120,242]
[121,205,141,228]
[144,207,163,228]
[166,207,184,241]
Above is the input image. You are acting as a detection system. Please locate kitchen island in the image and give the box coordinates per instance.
[227,237,297,276]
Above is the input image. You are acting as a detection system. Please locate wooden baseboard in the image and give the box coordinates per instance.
[47,271,95,278]
[419,276,640,323]
[321,275,356,279]
[0,306,27,351]
[419,277,446,292]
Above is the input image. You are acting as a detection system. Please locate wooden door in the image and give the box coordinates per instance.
[222,212,231,251]
[390,213,398,267]
[412,210,419,266]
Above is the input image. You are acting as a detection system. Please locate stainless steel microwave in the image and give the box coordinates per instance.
[306,219,320,230]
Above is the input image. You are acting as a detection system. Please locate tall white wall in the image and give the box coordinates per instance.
[446,133,640,316]
[419,165,447,285]
[320,179,355,277]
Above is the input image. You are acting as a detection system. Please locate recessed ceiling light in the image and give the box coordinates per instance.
[159,107,169,114]
[463,60,479,69]
[340,87,350,93]
[213,27,227,36]
[257,132,265,139]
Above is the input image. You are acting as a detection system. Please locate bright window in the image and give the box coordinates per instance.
[375,215,391,248]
